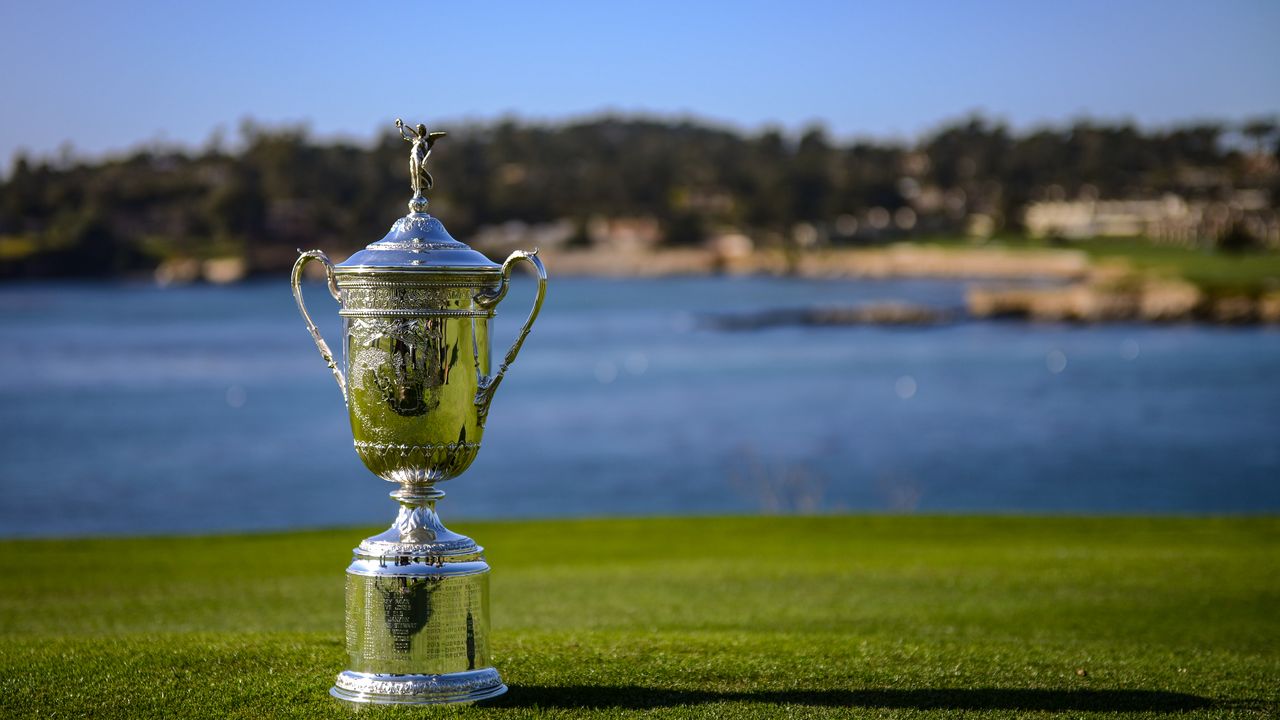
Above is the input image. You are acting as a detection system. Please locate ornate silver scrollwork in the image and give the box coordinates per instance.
[353,440,483,483]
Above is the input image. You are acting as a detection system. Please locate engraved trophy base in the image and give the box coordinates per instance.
[331,669,507,705]
[332,486,505,706]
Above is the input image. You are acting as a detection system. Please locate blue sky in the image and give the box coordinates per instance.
[1,0,1277,164]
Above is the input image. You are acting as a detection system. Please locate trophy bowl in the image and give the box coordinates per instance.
[289,119,546,705]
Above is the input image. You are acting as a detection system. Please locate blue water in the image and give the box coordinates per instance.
[1,277,1277,537]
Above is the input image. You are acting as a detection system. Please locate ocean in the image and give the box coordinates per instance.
[1,276,1277,537]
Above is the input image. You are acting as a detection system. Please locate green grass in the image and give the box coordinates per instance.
[1063,239,1280,296]
[1,516,1276,718]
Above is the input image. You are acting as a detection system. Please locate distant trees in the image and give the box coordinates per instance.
[0,115,1275,279]
[1242,118,1278,155]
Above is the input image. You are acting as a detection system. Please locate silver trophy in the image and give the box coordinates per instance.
[290,119,546,705]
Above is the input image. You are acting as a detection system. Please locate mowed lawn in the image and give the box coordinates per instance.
[0,516,1275,719]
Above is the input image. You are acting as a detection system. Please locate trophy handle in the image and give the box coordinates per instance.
[291,249,348,404]
[473,249,547,423]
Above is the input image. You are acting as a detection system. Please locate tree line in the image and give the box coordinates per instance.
[0,115,1276,278]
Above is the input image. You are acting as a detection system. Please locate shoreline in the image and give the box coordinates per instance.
[539,244,1092,280]
[8,242,1279,324]
[540,244,1280,324]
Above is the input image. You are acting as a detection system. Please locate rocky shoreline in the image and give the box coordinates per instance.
[703,303,951,330]
[542,244,1092,280]
[704,285,1280,330]
[541,245,1280,326]
[967,278,1280,324]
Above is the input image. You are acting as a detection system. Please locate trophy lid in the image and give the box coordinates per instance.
[335,212,501,273]
[334,119,501,275]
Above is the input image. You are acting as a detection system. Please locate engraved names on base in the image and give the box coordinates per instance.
[345,570,490,676]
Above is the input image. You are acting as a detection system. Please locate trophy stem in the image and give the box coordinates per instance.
[391,482,445,506]
[390,483,448,545]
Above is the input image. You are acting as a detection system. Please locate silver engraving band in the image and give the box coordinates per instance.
[332,669,506,705]
[339,308,494,318]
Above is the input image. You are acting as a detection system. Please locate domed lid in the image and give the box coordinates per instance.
[334,119,500,274]
[336,212,500,272]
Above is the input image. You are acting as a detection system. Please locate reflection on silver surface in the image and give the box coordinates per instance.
[289,119,546,705]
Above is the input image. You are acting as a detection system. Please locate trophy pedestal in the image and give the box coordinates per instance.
[332,492,506,706]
